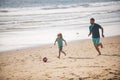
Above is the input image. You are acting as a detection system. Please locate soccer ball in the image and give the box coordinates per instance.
[43,57,47,62]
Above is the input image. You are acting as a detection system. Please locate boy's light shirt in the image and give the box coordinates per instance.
[56,38,65,47]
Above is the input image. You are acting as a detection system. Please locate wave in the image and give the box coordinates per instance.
[0,8,120,26]
[0,1,120,31]
[0,10,9,13]
[0,1,120,12]
[0,17,120,32]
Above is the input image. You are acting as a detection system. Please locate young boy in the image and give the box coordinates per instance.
[88,18,104,55]
[54,33,67,59]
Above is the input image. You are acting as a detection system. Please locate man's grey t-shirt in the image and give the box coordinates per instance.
[89,23,102,38]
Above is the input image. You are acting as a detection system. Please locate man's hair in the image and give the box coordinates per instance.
[90,18,95,21]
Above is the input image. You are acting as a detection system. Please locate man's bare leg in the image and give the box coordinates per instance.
[94,44,101,55]
[98,43,103,48]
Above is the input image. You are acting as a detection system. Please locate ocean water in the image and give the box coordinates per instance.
[0,0,120,52]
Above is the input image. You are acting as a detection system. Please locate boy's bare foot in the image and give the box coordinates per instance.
[57,56,60,59]
[98,52,101,55]
[61,51,66,56]
[64,53,66,56]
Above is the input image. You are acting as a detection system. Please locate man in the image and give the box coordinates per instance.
[88,18,104,55]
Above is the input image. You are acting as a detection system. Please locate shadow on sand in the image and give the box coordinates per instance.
[102,54,120,57]
[68,57,94,59]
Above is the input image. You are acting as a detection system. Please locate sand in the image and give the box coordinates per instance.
[0,36,120,80]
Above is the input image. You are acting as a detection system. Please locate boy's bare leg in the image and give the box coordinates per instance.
[61,51,66,56]
[57,50,61,59]
[94,44,101,55]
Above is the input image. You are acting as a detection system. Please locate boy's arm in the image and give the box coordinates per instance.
[100,27,104,37]
[63,40,67,46]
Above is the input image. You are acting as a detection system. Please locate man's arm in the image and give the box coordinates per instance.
[88,31,92,37]
[88,26,92,37]
[100,27,104,37]
[54,39,57,45]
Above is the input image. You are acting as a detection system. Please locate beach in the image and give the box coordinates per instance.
[0,0,120,80]
[0,36,120,80]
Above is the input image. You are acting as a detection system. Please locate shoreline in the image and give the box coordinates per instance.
[0,35,119,54]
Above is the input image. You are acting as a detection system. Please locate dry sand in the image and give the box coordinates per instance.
[0,36,120,80]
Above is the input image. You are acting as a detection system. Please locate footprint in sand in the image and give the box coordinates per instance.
[69,77,89,80]
[109,71,115,74]
[0,67,2,71]
[70,73,79,77]
[69,73,88,80]
[108,70,120,75]
[69,78,74,80]
[104,68,111,71]
[44,74,51,79]
[6,78,11,80]
[108,77,120,80]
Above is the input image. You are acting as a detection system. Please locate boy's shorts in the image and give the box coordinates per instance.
[59,46,63,50]
[92,38,100,45]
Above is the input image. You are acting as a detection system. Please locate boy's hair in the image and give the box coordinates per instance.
[90,18,95,21]
[57,33,62,38]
